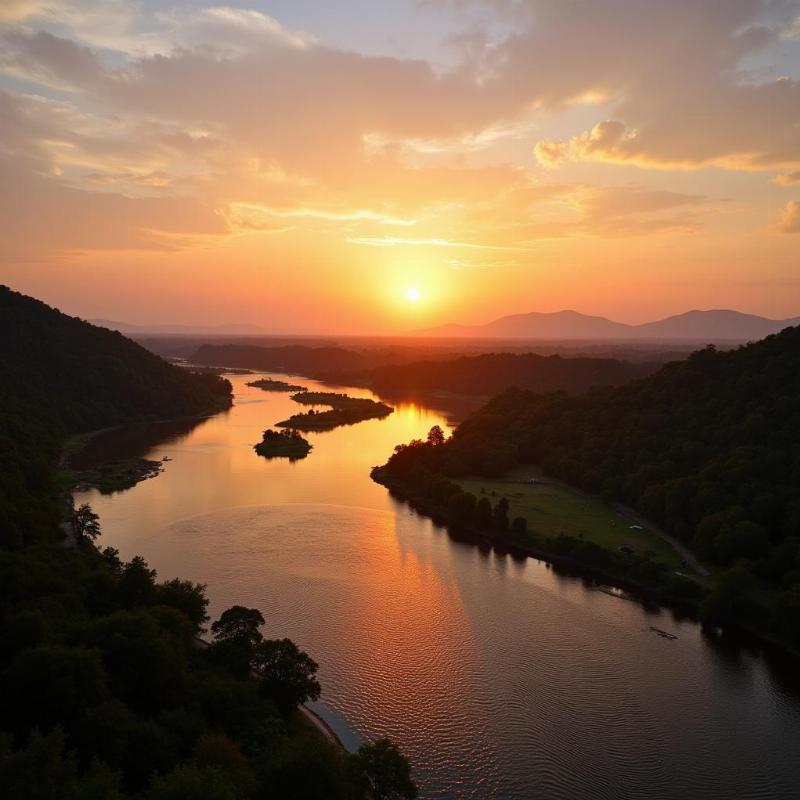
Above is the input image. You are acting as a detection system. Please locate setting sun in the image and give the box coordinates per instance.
[405,287,422,303]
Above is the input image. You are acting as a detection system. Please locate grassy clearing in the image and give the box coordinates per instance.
[455,468,687,570]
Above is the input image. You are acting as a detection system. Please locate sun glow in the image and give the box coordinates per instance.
[405,286,422,303]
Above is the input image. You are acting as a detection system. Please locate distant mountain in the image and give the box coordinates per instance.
[416,309,800,343]
[635,310,800,341]
[89,318,267,335]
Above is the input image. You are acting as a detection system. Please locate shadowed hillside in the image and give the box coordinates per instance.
[379,327,800,649]
[0,289,412,799]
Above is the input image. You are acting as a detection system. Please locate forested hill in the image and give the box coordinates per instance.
[382,326,800,645]
[191,343,368,375]
[0,288,414,799]
[0,286,232,434]
[0,287,233,547]
[368,353,653,398]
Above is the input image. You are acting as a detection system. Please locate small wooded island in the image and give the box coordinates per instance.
[247,377,308,392]
[277,391,393,431]
[254,428,312,459]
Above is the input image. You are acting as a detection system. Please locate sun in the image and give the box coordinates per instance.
[405,286,422,303]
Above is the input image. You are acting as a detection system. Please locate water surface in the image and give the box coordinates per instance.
[75,374,800,799]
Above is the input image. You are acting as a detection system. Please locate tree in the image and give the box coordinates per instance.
[493,497,509,531]
[211,606,265,648]
[1,645,108,731]
[71,503,101,542]
[194,734,255,797]
[157,579,210,633]
[146,765,237,800]
[251,638,320,714]
[473,497,492,529]
[118,556,157,608]
[701,565,756,623]
[511,516,528,536]
[348,738,417,800]
[426,425,445,447]
[447,491,476,524]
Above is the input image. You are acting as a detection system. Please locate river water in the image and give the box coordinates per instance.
[74,373,800,799]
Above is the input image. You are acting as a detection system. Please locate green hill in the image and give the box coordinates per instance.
[0,286,232,547]
[380,327,800,648]
[0,288,413,799]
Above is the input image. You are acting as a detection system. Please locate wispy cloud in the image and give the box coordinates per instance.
[346,236,531,250]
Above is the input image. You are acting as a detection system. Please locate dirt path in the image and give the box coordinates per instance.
[611,502,709,578]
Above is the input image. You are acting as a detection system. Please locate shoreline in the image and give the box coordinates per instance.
[298,705,347,751]
[371,467,800,661]
[192,637,346,751]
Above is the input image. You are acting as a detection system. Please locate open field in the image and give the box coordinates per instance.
[455,467,690,571]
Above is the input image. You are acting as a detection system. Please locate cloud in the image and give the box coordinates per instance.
[224,202,417,229]
[0,0,787,262]
[535,121,637,168]
[772,170,800,185]
[346,236,530,250]
[775,200,800,232]
[0,156,226,259]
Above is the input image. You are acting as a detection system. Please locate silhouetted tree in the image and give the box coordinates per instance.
[251,638,320,714]
[211,607,265,648]
[72,503,101,542]
[348,738,418,800]
[427,425,446,446]
[493,497,509,531]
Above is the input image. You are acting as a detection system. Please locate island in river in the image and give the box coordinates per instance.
[247,377,308,392]
[277,391,393,431]
[255,428,312,459]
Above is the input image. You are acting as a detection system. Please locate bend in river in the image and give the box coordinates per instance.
[75,373,800,800]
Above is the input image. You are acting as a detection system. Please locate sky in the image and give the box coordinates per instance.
[1,0,799,333]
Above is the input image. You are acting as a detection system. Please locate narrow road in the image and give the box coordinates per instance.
[611,502,710,578]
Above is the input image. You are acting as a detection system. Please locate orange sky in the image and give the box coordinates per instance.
[1,1,799,332]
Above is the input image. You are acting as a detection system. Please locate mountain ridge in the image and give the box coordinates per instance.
[416,309,800,342]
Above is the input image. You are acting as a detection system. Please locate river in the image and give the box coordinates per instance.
[74,373,800,799]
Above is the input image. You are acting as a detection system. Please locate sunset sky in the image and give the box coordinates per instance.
[1,0,799,332]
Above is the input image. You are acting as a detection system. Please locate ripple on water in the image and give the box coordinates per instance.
[110,503,800,800]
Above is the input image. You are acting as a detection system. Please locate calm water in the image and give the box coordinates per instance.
[75,374,800,799]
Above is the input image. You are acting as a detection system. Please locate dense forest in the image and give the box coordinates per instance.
[0,288,415,799]
[191,344,370,376]
[380,327,800,648]
[366,353,654,399]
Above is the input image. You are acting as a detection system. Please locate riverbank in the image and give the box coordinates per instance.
[193,636,346,751]
[371,466,702,609]
[62,409,228,493]
[372,466,800,660]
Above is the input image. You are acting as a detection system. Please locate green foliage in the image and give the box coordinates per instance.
[211,606,265,649]
[251,638,321,714]
[511,516,528,536]
[145,765,238,800]
[71,503,101,542]
[382,326,800,642]
[348,738,418,800]
[0,289,412,798]
[701,565,756,623]
[0,729,123,800]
